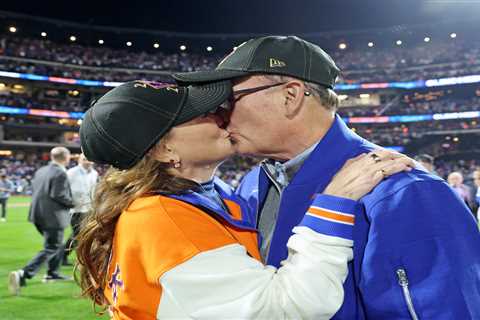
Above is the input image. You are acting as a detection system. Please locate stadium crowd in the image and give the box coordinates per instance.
[1,82,479,117]
[339,96,480,117]
[1,35,480,83]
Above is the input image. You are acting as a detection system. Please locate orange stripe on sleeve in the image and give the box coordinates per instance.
[307,207,355,225]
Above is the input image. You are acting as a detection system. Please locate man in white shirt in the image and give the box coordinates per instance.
[63,153,98,265]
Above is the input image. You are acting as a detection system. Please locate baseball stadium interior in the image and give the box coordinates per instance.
[0,1,479,318]
[0,15,478,191]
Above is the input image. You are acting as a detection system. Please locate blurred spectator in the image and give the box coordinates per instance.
[0,170,14,222]
[448,171,474,210]
[8,147,74,296]
[473,168,480,219]
[63,154,98,265]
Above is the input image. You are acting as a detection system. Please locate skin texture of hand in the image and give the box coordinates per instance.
[323,149,415,200]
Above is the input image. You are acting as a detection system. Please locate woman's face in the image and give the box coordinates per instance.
[166,113,234,167]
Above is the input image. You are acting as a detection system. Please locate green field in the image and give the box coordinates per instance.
[0,197,107,320]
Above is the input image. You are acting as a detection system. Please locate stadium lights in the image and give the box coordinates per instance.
[153,43,160,48]
[126,41,132,47]
[180,45,187,51]
[69,35,77,42]
[450,33,457,39]
[41,32,47,37]
[9,26,16,33]
[339,43,347,50]
[98,39,104,45]
[396,40,402,46]
[368,42,374,48]
[424,37,431,43]
[206,46,213,52]
[453,137,459,142]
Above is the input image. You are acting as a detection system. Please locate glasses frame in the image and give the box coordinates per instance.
[215,82,287,112]
[231,82,287,103]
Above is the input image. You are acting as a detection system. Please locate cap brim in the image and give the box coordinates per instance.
[173,69,249,85]
[174,80,232,125]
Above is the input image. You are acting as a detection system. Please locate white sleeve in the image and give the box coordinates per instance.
[157,227,352,320]
[157,194,359,320]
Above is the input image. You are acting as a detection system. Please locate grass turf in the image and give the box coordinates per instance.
[0,196,107,320]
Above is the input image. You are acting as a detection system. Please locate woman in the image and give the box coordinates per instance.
[76,80,413,319]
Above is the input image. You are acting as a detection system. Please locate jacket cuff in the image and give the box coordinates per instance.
[298,194,360,241]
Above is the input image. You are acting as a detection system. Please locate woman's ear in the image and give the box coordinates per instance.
[149,142,180,164]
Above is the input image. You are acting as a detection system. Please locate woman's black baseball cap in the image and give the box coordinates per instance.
[80,80,232,169]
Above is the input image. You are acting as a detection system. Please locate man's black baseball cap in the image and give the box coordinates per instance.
[173,36,340,89]
[80,80,231,170]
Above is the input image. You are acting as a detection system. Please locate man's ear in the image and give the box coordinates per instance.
[283,81,307,118]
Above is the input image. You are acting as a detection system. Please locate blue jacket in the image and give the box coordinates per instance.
[236,115,480,319]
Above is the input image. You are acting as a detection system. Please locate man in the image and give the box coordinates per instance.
[473,168,480,220]
[8,147,74,295]
[448,171,474,210]
[63,153,98,265]
[0,170,14,222]
[174,36,480,319]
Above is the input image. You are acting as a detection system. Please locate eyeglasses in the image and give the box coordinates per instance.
[208,81,313,116]
[215,82,286,112]
[231,82,287,103]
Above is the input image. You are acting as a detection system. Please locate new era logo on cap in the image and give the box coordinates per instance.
[269,58,286,68]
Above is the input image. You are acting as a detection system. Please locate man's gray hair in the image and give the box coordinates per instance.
[262,75,339,111]
[50,147,70,162]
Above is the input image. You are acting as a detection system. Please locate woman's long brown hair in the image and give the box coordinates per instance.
[75,147,198,312]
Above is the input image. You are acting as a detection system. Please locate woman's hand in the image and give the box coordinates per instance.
[323,149,415,200]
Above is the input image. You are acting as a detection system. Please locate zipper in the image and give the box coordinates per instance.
[396,268,420,320]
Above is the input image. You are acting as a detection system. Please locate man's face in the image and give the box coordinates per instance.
[226,76,289,158]
[448,173,463,187]
[64,153,71,166]
[473,171,480,188]
[78,154,93,170]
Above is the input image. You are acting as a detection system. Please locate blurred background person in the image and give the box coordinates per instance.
[8,147,74,295]
[448,171,474,211]
[0,170,14,222]
[473,168,480,221]
[62,153,98,265]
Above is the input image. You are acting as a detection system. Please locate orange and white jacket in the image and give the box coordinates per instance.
[104,178,358,319]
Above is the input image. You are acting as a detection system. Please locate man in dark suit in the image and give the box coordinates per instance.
[8,147,74,295]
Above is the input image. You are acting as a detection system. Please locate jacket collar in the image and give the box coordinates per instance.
[169,177,257,231]
[286,114,374,189]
